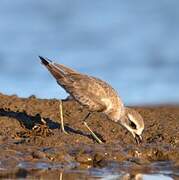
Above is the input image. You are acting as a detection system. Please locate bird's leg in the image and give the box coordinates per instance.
[59,100,68,134]
[83,112,103,144]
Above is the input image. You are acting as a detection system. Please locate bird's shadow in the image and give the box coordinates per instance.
[0,108,102,142]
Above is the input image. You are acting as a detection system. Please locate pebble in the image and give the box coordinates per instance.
[76,153,93,165]
[32,151,46,159]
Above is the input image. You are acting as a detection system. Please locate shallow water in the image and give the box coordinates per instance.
[0,1,179,105]
[3,158,178,179]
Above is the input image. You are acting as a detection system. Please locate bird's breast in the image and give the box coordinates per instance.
[101,98,124,122]
[101,98,113,112]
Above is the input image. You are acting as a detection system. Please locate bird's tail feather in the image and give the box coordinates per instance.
[39,56,66,81]
[39,56,52,66]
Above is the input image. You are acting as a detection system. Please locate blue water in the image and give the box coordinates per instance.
[0,0,179,105]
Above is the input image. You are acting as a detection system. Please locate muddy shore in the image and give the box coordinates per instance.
[0,93,179,178]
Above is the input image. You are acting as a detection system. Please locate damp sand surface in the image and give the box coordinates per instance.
[0,93,179,179]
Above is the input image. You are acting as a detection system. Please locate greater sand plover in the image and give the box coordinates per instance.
[39,56,144,144]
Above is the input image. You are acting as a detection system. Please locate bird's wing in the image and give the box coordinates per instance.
[40,56,107,112]
[57,74,107,112]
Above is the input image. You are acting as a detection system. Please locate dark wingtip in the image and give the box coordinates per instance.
[39,56,50,66]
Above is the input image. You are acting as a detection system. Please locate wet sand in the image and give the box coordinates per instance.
[0,93,179,179]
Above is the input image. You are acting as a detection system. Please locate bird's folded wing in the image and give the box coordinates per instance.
[57,74,107,112]
[42,61,107,112]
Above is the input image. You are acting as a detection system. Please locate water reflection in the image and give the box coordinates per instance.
[16,161,177,179]
[0,159,177,179]
[43,171,174,180]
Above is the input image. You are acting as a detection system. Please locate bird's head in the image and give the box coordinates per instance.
[121,107,144,144]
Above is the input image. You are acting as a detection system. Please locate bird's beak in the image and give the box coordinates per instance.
[134,134,142,144]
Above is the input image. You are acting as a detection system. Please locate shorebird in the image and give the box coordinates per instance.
[39,56,144,144]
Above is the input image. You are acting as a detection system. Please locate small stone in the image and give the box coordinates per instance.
[94,153,104,162]
[32,151,46,159]
[76,153,92,165]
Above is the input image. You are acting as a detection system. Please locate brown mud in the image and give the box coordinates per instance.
[0,93,179,179]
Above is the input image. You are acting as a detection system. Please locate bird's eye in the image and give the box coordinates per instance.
[129,120,137,129]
